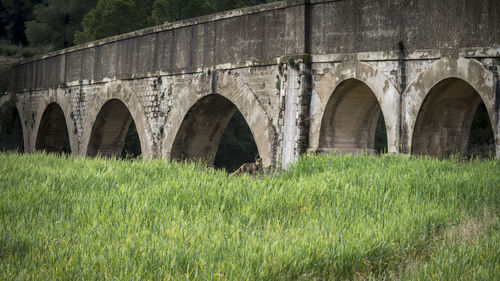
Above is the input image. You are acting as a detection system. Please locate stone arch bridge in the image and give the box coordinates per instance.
[2,0,499,168]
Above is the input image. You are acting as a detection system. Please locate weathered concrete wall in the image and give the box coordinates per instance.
[310,0,500,54]
[3,0,500,167]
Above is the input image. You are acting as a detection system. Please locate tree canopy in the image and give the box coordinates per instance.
[74,0,154,45]
[0,0,42,45]
[25,0,96,50]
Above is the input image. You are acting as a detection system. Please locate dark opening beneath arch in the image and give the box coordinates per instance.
[319,79,388,154]
[467,102,494,158]
[122,120,142,159]
[0,105,24,152]
[214,111,258,171]
[412,78,492,157]
[87,99,141,158]
[35,103,70,153]
[171,94,259,171]
[374,113,387,154]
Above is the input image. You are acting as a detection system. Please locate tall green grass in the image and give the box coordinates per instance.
[0,153,499,280]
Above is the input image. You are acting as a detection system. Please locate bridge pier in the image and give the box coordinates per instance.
[280,57,311,168]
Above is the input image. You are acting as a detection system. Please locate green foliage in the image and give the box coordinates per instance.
[74,0,154,44]
[0,0,42,45]
[0,153,499,280]
[0,40,42,57]
[149,0,212,25]
[399,220,500,280]
[25,0,97,50]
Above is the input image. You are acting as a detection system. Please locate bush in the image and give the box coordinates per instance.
[0,40,45,58]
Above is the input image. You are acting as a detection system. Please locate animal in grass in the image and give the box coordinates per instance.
[230,157,263,176]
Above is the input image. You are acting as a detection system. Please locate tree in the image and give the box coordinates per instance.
[149,0,211,25]
[0,0,42,45]
[74,0,154,44]
[25,0,96,50]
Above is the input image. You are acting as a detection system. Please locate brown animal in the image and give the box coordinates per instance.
[230,157,262,176]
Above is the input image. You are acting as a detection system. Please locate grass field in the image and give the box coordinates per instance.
[0,153,499,280]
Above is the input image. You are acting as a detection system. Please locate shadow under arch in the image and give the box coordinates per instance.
[170,94,259,167]
[411,78,494,157]
[86,99,142,158]
[0,104,24,152]
[319,78,388,154]
[35,102,71,153]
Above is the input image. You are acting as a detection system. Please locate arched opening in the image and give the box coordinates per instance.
[171,94,259,171]
[35,103,71,153]
[411,78,494,157]
[87,99,142,158]
[319,79,388,154]
[0,105,24,152]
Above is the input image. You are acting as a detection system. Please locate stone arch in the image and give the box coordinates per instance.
[0,96,25,152]
[32,90,76,153]
[405,57,497,157]
[81,81,153,158]
[161,71,275,167]
[310,61,400,154]
[35,103,71,153]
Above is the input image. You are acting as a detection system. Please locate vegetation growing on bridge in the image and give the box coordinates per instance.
[1,152,499,280]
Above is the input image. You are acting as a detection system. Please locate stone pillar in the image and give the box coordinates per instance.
[280,55,311,169]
